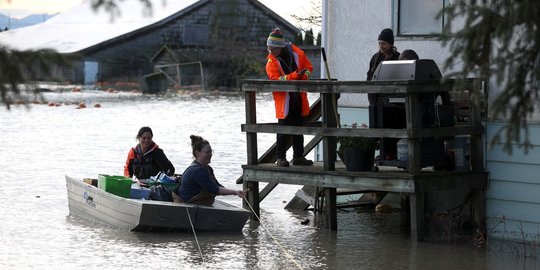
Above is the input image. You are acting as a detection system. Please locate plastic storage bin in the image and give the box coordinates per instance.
[98,174,132,198]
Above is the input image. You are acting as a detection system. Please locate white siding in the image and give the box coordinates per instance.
[323,0,454,108]
[323,0,454,81]
[485,122,540,241]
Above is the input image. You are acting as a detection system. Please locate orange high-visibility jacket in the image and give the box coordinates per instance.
[266,44,313,119]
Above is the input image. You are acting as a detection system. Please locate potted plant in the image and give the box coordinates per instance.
[337,123,378,171]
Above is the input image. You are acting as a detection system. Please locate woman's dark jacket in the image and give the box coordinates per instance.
[176,160,223,205]
[124,142,175,179]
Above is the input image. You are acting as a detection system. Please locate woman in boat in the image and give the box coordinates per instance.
[174,135,244,205]
[124,126,175,179]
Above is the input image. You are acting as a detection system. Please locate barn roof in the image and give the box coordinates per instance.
[0,0,299,54]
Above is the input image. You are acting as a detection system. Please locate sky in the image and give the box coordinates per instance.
[0,0,320,31]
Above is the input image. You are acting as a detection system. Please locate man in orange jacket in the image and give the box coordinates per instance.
[265,28,313,167]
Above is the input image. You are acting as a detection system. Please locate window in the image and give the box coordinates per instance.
[393,0,448,36]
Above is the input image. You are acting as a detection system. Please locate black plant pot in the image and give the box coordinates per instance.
[344,148,374,171]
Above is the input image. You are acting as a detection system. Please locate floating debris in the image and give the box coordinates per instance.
[375,203,392,213]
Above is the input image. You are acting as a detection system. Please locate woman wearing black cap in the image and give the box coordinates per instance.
[366,28,401,81]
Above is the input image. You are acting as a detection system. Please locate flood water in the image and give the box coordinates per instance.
[1,89,539,269]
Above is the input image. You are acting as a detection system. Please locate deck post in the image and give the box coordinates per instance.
[244,90,260,220]
[324,187,337,230]
[469,81,486,234]
[472,187,486,235]
[321,93,337,171]
[409,191,426,241]
[470,81,484,174]
[405,91,422,175]
[321,92,338,229]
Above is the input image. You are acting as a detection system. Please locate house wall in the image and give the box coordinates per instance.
[323,0,454,109]
[324,0,540,242]
[485,121,540,241]
[323,0,452,82]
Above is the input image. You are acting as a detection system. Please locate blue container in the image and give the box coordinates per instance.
[158,173,176,183]
[130,187,151,199]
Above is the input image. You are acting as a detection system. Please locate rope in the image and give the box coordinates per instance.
[243,197,304,270]
[186,207,204,262]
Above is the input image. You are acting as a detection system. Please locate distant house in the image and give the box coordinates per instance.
[0,0,320,88]
[322,0,540,243]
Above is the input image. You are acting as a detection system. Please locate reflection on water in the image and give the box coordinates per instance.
[1,90,539,269]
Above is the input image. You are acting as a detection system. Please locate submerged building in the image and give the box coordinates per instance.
[0,0,320,89]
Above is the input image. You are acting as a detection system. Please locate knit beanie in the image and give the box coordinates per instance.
[378,28,394,45]
[267,28,286,47]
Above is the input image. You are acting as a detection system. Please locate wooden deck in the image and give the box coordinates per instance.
[243,162,486,193]
[240,78,487,241]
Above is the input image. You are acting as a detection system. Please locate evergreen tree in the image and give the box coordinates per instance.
[441,0,540,153]
[294,32,303,46]
[304,28,314,46]
[316,32,321,46]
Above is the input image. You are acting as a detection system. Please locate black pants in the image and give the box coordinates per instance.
[276,93,304,159]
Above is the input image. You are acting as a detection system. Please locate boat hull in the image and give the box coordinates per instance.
[66,175,250,232]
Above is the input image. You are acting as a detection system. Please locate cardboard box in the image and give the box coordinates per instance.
[83,178,98,187]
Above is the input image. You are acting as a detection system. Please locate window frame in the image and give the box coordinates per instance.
[392,0,449,37]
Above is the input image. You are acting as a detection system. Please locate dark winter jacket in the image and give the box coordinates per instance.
[176,160,224,205]
[366,48,401,80]
[124,142,175,179]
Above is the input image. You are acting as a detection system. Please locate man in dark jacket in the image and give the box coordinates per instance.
[367,29,401,161]
[366,28,401,81]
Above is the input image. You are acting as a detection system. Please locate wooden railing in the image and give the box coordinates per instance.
[241,79,485,175]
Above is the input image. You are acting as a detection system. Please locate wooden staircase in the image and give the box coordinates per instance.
[238,97,387,210]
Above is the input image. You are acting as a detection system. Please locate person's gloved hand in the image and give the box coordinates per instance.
[288,71,299,80]
[288,69,309,80]
[297,68,309,80]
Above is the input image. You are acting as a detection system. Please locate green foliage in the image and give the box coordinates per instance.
[0,47,73,108]
[294,32,303,46]
[441,0,540,153]
[304,28,314,46]
[337,123,378,153]
[337,136,378,152]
